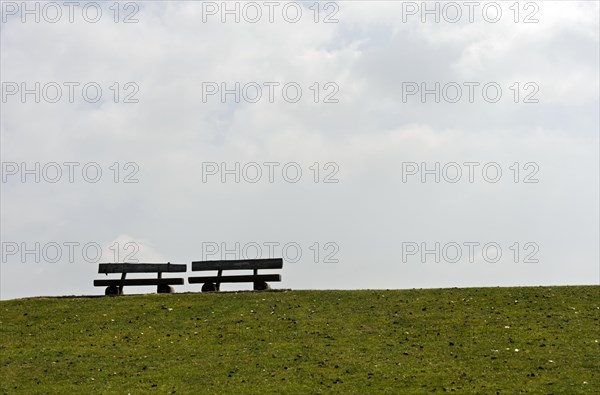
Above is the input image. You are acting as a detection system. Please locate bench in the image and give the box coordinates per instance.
[188,258,283,292]
[94,263,187,295]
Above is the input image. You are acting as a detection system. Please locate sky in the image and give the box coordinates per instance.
[1,1,598,299]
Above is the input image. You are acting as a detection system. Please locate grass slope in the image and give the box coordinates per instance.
[1,286,598,394]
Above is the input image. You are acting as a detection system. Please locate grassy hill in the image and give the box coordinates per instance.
[1,286,598,394]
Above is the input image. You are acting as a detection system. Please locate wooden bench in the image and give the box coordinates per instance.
[188,258,283,292]
[94,263,186,295]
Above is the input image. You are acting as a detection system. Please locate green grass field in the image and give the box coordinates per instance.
[1,286,598,394]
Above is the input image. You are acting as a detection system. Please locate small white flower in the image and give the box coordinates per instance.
[514,348,519,352]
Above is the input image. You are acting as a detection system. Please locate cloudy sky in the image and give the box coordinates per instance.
[1,1,598,299]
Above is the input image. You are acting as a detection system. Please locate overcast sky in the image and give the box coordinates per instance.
[1,1,598,299]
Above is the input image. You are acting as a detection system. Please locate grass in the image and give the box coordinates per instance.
[1,286,598,394]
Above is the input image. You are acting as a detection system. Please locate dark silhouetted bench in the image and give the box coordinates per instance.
[94,263,186,295]
[188,258,283,292]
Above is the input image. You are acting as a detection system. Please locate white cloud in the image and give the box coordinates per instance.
[1,1,598,298]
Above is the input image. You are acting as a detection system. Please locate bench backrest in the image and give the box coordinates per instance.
[191,258,283,271]
[98,263,187,274]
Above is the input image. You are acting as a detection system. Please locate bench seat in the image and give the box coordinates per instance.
[98,263,186,273]
[94,278,185,287]
[188,274,281,284]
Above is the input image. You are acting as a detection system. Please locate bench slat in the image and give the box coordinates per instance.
[188,274,281,284]
[191,258,283,271]
[94,278,184,287]
[98,263,187,274]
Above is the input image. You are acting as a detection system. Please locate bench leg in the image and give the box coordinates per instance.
[157,284,173,294]
[155,272,173,294]
[201,282,217,292]
[253,281,270,291]
[105,285,120,296]
[216,269,222,291]
[118,272,126,295]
